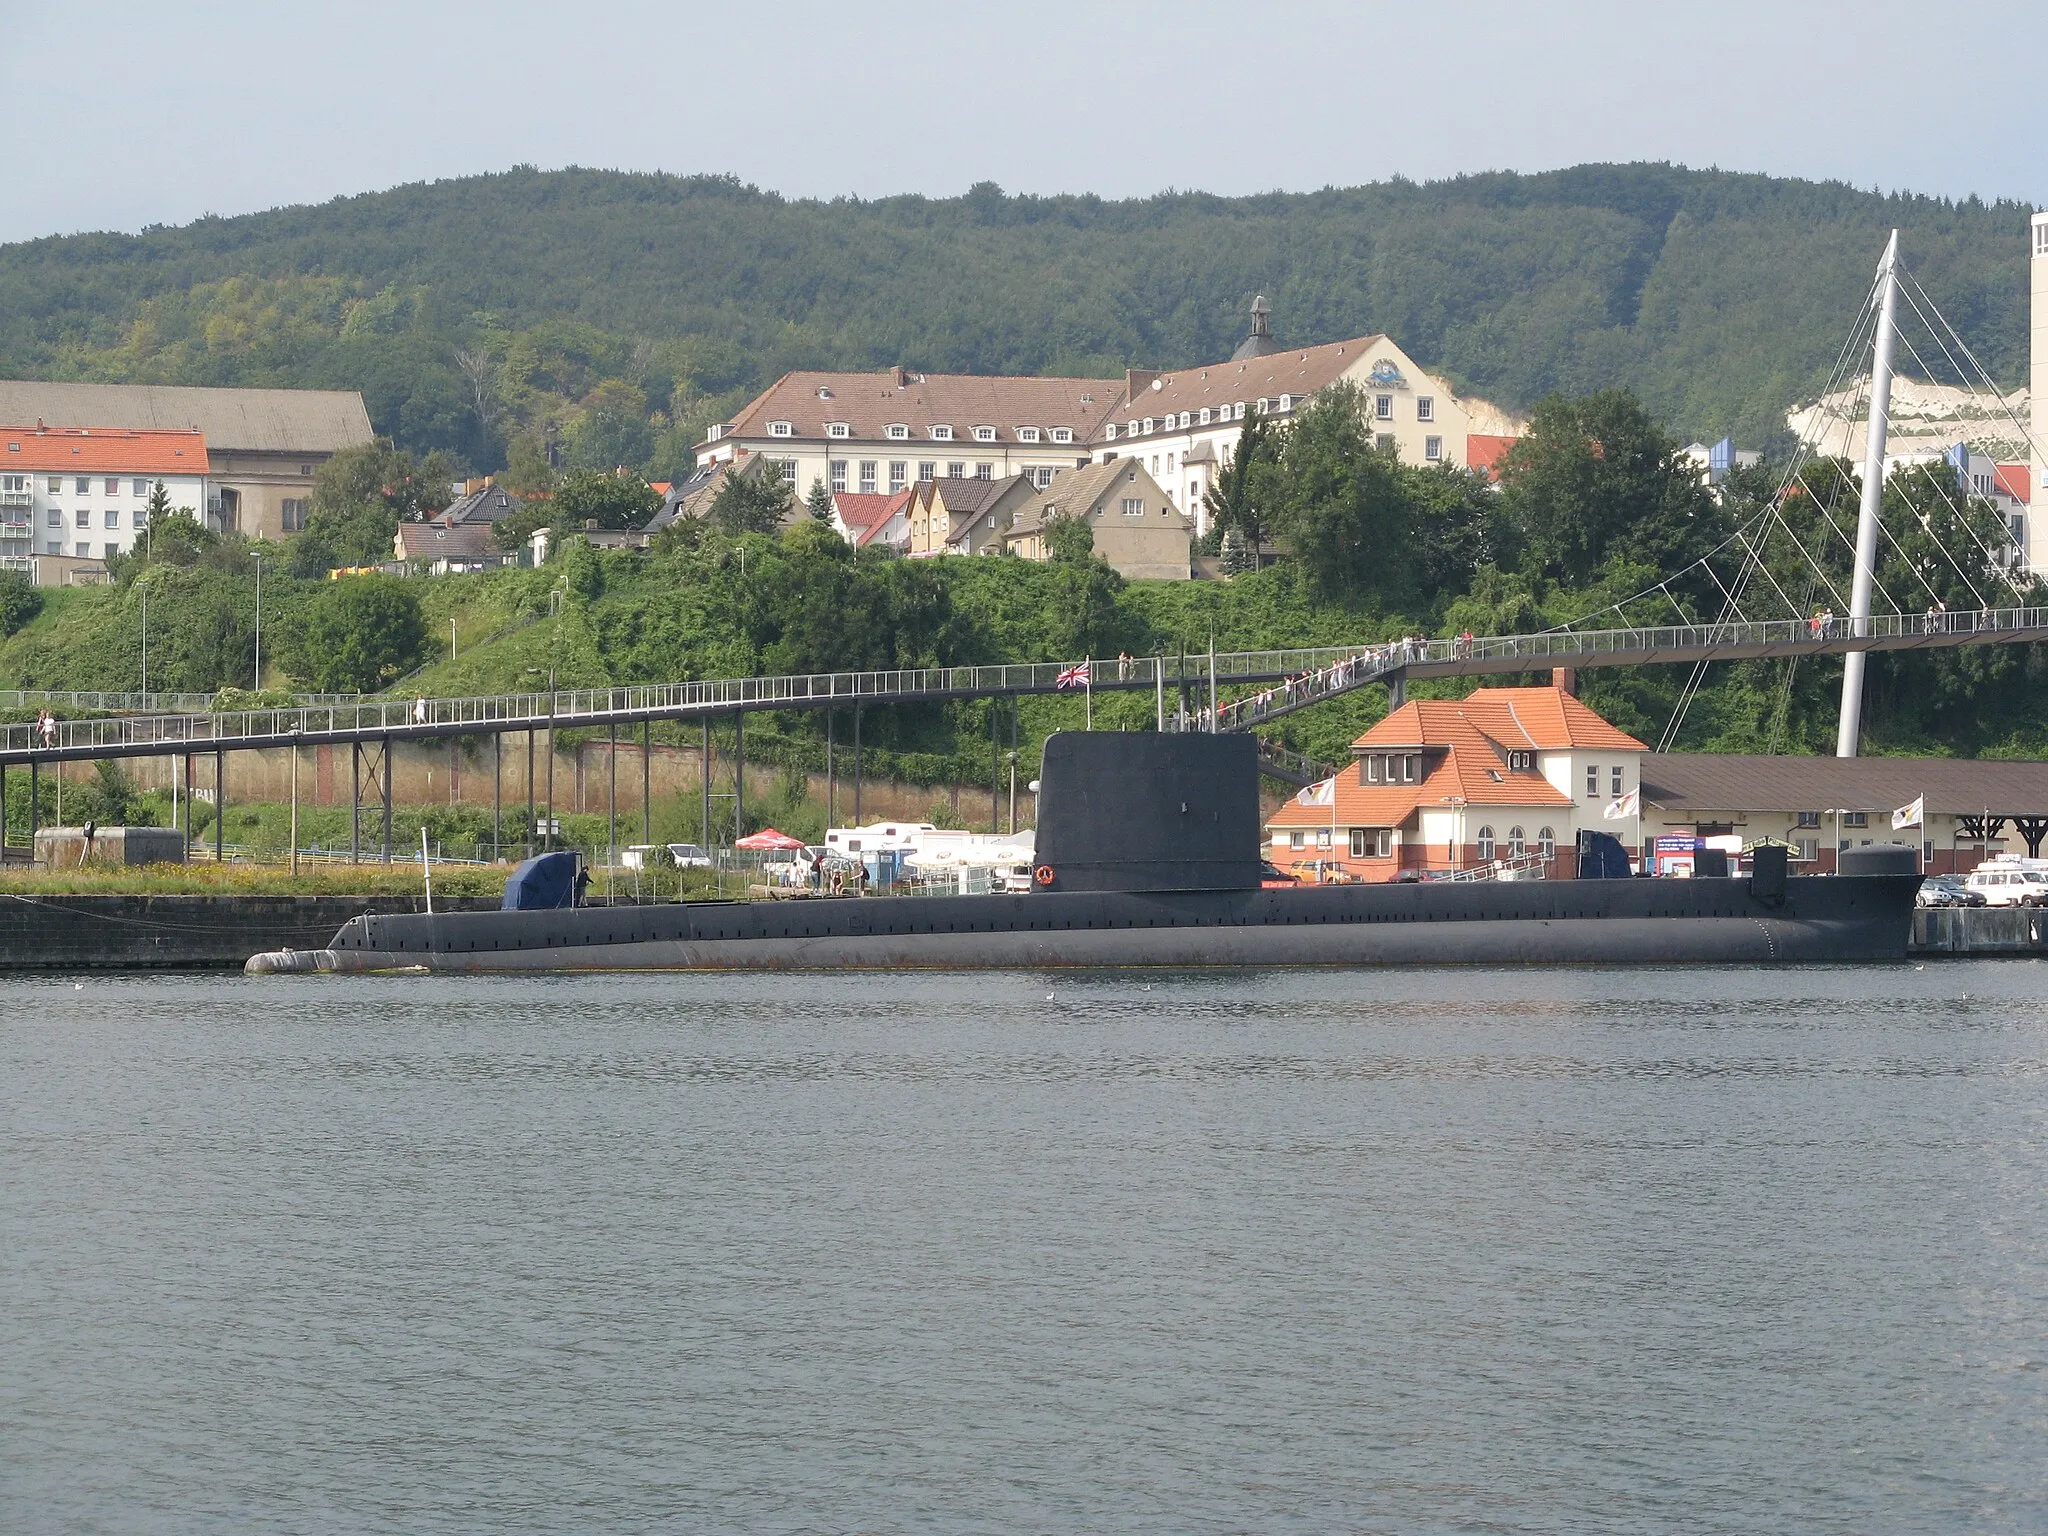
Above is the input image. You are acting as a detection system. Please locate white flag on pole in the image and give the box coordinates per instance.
[1603,789,1640,822]
[1891,795,1923,830]
[1296,777,1336,807]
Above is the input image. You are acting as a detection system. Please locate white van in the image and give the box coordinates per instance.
[1963,867,2048,907]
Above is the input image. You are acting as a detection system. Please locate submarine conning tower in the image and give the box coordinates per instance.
[1030,731,1263,893]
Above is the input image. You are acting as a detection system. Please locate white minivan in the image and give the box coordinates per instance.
[1963,867,2048,906]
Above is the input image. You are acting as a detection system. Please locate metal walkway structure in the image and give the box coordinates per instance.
[9,602,2048,767]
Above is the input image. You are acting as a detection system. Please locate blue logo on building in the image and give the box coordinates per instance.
[1366,359,1407,389]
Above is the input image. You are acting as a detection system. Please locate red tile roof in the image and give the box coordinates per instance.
[834,487,913,547]
[1466,434,1517,479]
[1995,463,2030,505]
[1,425,210,474]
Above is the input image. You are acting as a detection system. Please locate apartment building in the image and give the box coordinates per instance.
[0,381,372,541]
[1004,461,1193,580]
[695,367,1118,497]
[1,425,210,566]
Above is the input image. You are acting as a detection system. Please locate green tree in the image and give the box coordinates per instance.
[0,569,42,636]
[806,477,835,521]
[291,575,427,691]
[1202,400,1279,565]
[1044,512,1095,564]
[552,469,662,530]
[708,461,791,535]
[1497,389,1726,599]
[1268,382,1417,605]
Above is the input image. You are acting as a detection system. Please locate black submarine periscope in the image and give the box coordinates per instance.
[246,732,1918,974]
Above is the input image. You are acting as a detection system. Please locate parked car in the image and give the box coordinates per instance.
[666,842,713,870]
[1962,867,2048,907]
[1915,876,1987,908]
[1260,860,1303,888]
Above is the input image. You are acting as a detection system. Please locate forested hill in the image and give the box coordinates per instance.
[0,164,2031,475]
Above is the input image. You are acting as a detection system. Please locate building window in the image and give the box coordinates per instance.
[1167,453,1176,472]
[1476,826,1496,861]
[46,508,60,526]
[1129,421,1141,436]
[47,477,61,493]
[830,460,848,492]
[768,420,793,437]
[1289,830,1304,849]
[889,462,907,492]
[1586,765,1599,798]
[918,462,935,482]
[76,476,90,493]
[103,476,119,494]
[75,541,89,558]
[1506,750,1532,771]
[1033,466,1055,488]
[1277,395,1292,412]
[930,425,954,442]
[1538,827,1556,860]
[1141,418,1154,435]
[1150,456,1159,474]
[976,463,992,480]
[299,464,312,476]
[132,477,149,495]
[1425,436,1443,461]
[1508,826,1526,857]
[75,508,89,528]
[1375,395,1393,420]
[1403,754,1419,783]
[1014,427,1037,443]
[101,508,118,529]
[859,461,877,493]
[775,458,800,488]
[1417,397,1434,422]
[103,542,119,559]
[1795,837,1819,863]
[134,506,149,529]
[827,422,850,439]
[1376,434,1396,453]
[1051,427,1072,444]
[1188,478,1200,503]
[1120,497,1144,516]
[1795,811,1821,828]
[1104,423,1118,442]
[1198,408,1211,426]
[1178,412,1191,429]
[1349,828,1392,859]
[1611,767,1623,797]
[1842,811,1869,828]
[947,462,965,480]
[886,424,909,441]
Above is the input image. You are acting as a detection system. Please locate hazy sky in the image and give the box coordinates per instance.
[6,0,2042,246]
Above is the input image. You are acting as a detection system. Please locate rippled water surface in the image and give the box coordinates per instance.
[6,963,2048,1533]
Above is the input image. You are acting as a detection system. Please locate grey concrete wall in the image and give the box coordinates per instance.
[1912,906,2048,952]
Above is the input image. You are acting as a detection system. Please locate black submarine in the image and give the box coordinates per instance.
[246,732,1920,974]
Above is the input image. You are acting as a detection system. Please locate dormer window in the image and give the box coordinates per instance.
[1015,426,1039,444]
[768,420,793,438]
[1141,418,1154,434]
[930,425,954,441]
[886,424,909,441]
[826,422,850,439]
[1506,750,1534,771]
[1178,412,1191,429]
[1233,402,1246,420]
[1127,420,1140,436]
[1051,427,1072,444]
[974,425,998,443]
[1197,408,1211,426]
[707,424,724,441]
[1104,423,1118,441]
[1277,394,1293,411]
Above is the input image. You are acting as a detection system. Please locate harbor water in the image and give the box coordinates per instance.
[6,963,2048,1532]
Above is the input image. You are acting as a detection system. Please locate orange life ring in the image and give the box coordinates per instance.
[1033,864,1055,886]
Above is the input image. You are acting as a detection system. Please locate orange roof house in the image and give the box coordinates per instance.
[1265,685,1647,880]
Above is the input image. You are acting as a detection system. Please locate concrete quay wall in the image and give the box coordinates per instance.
[0,894,497,970]
[1911,907,2048,954]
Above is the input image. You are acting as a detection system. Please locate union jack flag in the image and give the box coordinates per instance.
[1055,661,1091,689]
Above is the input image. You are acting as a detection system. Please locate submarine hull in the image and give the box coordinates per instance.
[248,874,1919,973]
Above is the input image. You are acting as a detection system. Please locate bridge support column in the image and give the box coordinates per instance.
[641,721,651,851]
[853,706,863,826]
[526,730,536,857]
[381,739,392,864]
[350,744,359,864]
[734,713,744,840]
[27,760,36,850]
[701,717,711,853]
[607,722,618,877]
[991,703,1000,832]
[214,751,224,863]
[826,710,836,829]
[492,731,502,863]
[1387,670,1407,709]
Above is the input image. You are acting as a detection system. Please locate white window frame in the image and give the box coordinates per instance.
[830,460,848,492]
[1121,497,1144,516]
[1141,418,1154,434]
[1104,423,1118,442]
[827,422,850,440]
[929,425,954,442]
[1375,395,1393,420]
[886,424,910,441]
[1050,427,1072,444]
[858,460,878,493]
[1416,396,1435,422]
[1014,426,1038,444]
[1277,394,1292,412]
[768,420,794,438]
[1425,436,1443,462]
[1197,408,1211,426]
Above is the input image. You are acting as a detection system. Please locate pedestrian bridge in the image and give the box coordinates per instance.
[6,603,2048,767]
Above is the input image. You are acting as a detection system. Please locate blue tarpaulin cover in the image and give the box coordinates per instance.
[503,850,580,910]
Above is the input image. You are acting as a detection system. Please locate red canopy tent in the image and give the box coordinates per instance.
[734,827,806,852]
